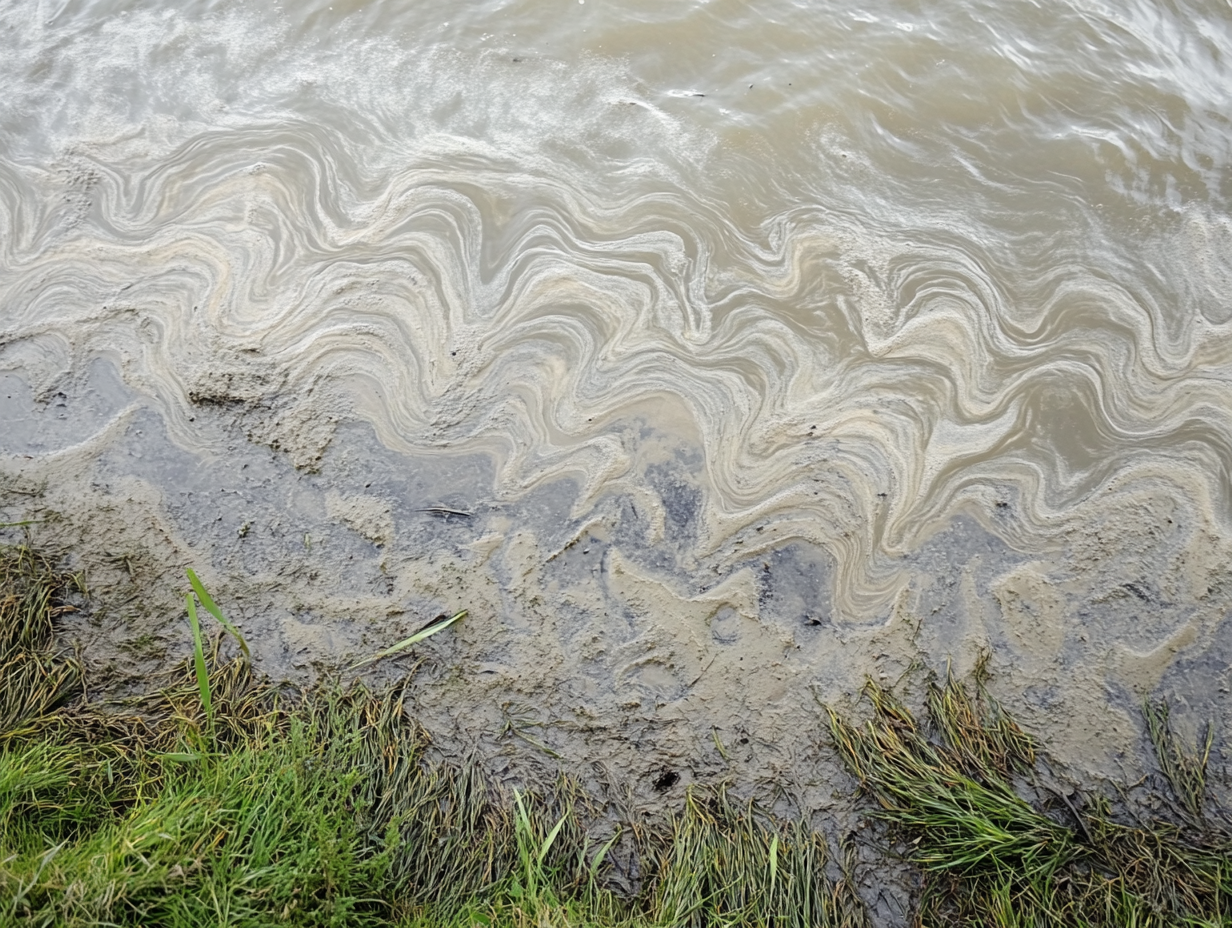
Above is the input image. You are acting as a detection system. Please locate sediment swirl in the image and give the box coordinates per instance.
[2,0,1231,620]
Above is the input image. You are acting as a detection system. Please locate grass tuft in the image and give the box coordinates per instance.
[653,787,868,928]
[1143,698,1215,825]
[0,547,82,738]
[829,672,1232,927]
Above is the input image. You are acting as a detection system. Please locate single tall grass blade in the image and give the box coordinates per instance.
[158,752,203,764]
[349,610,466,671]
[186,568,250,662]
[186,592,213,728]
[540,810,569,865]
[588,829,621,879]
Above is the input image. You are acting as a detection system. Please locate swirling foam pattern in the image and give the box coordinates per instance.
[2,0,1232,624]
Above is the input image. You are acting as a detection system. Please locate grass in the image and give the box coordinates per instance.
[1,543,1230,926]
[0,548,82,737]
[829,667,1232,927]
[348,610,466,671]
[651,788,869,928]
[0,547,866,927]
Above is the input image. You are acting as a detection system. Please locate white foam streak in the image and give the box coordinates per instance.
[4,116,1232,616]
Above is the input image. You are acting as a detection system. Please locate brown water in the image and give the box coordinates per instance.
[2,0,1232,824]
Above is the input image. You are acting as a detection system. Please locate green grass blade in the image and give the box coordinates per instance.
[187,568,250,662]
[589,829,621,879]
[769,833,778,896]
[158,752,203,764]
[349,610,467,671]
[186,592,213,729]
[539,811,568,865]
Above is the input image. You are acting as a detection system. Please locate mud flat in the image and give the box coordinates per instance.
[5,0,1232,838]
[4,355,1232,809]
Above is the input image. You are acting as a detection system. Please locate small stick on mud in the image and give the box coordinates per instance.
[688,656,717,689]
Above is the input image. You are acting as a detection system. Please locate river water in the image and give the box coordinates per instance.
[2,0,1232,814]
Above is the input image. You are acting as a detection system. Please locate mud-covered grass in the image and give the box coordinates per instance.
[830,669,1232,926]
[2,544,1231,927]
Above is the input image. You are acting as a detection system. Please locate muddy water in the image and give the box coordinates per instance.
[2,0,1232,821]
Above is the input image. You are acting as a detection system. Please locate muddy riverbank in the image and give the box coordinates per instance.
[3,542,1230,926]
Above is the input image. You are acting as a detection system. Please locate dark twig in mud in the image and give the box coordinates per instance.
[416,506,473,519]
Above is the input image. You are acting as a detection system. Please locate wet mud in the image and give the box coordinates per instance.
[3,355,1229,832]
